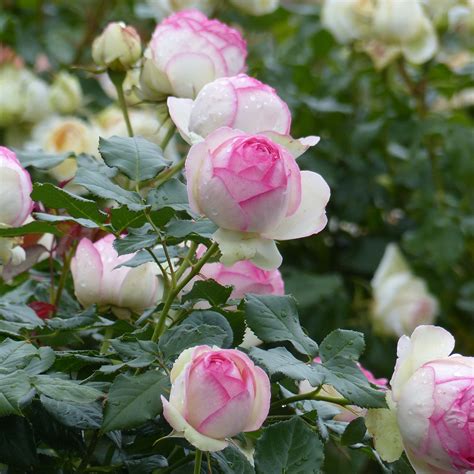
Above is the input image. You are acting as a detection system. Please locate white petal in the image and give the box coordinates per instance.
[371,244,410,290]
[390,325,455,401]
[266,171,330,240]
[213,228,282,270]
[261,132,320,158]
[167,97,194,144]
[402,17,438,64]
[161,397,228,452]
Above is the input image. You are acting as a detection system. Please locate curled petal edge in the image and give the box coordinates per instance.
[161,396,228,452]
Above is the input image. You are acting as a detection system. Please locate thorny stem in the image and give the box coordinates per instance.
[151,243,218,343]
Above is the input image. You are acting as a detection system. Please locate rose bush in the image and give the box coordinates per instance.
[0,1,472,473]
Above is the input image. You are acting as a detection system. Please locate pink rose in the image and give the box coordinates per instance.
[161,345,271,451]
[300,358,388,422]
[196,245,284,299]
[186,127,330,269]
[168,74,291,143]
[390,326,474,473]
[71,235,162,317]
[0,146,33,227]
[141,10,247,98]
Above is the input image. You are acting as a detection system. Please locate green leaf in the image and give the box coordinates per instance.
[158,323,229,360]
[0,220,61,237]
[212,445,255,474]
[99,135,168,182]
[319,330,365,363]
[110,206,148,233]
[165,218,217,243]
[0,416,37,467]
[0,339,39,372]
[341,417,367,446]
[316,360,386,408]
[32,375,103,403]
[34,212,102,229]
[182,280,233,307]
[113,228,159,256]
[117,246,183,268]
[255,417,324,474]
[124,455,168,473]
[0,371,32,416]
[102,371,169,432]
[0,301,44,328]
[31,182,107,224]
[248,347,323,386]
[74,154,145,211]
[40,395,102,429]
[15,148,72,169]
[244,295,318,356]
[147,178,190,212]
[24,347,56,375]
[185,311,234,348]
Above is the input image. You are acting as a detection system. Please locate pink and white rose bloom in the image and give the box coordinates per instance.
[366,326,474,473]
[185,127,330,269]
[168,74,291,144]
[71,235,162,317]
[0,147,34,268]
[161,345,271,451]
[140,10,247,99]
[300,358,388,422]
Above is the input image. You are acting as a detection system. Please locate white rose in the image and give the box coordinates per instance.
[49,72,83,114]
[229,0,280,16]
[371,244,438,337]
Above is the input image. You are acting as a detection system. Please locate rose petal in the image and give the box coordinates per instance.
[244,365,271,432]
[161,396,228,452]
[167,97,194,143]
[262,131,320,158]
[265,171,330,240]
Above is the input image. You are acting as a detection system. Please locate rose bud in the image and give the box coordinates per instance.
[92,22,142,72]
[49,71,83,115]
[229,0,279,16]
[371,244,438,337]
[367,326,474,473]
[300,358,387,422]
[161,345,271,451]
[168,74,291,143]
[70,235,163,317]
[140,10,247,99]
[185,127,330,269]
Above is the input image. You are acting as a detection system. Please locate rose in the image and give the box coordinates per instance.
[28,116,100,183]
[92,22,142,71]
[321,0,374,44]
[371,244,438,337]
[368,326,474,473]
[70,235,162,317]
[168,74,291,143]
[161,345,271,451]
[0,147,33,228]
[372,0,438,64]
[228,0,279,16]
[0,147,33,269]
[300,358,387,422]
[0,65,51,127]
[49,72,83,114]
[185,127,330,269]
[140,10,247,99]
